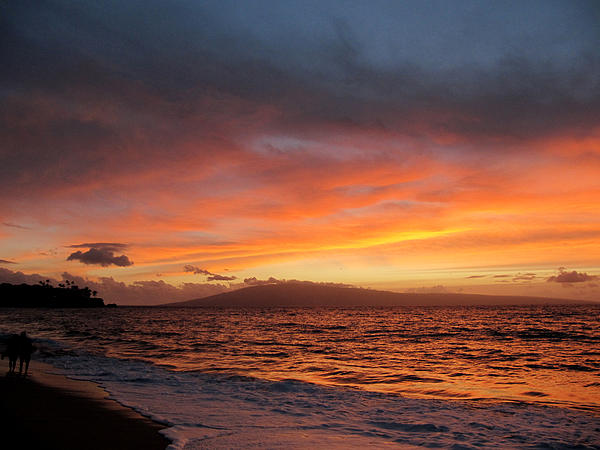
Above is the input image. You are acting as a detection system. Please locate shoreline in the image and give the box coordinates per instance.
[0,358,170,450]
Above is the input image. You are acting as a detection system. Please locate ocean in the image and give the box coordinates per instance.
[2,305,599,448]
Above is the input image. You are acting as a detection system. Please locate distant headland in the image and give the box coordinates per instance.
[0,280,115,308]
[159,281,592,308]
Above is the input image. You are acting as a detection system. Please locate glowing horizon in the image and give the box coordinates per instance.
[1,1,599,304]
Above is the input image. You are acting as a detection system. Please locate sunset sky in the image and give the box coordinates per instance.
[1,1,599,304]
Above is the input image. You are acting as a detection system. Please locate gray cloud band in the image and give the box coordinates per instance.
[2,1,599,198]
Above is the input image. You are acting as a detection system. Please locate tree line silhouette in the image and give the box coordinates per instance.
[0,280,115,308]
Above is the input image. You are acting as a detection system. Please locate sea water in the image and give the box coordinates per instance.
[1,305,599,448]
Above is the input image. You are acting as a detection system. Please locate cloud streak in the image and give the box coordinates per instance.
[184,265,236,282]
[183,265,213,276]
[2,222,30,230]
[207,274,237,281]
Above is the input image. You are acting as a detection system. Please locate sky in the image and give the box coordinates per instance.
[1,0,599,304]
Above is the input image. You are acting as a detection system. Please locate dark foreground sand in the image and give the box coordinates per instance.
[0,359,169,450]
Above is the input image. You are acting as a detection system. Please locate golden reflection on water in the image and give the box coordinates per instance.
[4,305,600,412]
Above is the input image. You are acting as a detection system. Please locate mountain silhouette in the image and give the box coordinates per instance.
[159,281,587,307]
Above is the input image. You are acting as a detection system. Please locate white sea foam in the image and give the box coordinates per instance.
[39,350,600,449]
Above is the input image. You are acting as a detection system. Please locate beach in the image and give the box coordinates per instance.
[0,359,169,450]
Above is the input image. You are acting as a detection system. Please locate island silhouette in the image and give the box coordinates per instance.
[159,281,587,308]
[0,280,113,308]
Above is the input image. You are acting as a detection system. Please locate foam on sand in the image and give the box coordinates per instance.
[41,351,600,449]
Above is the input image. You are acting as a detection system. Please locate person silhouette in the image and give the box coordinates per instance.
[2,333,20,374]
[17,331,35,376]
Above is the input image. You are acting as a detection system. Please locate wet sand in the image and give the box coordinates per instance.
[0,359,169,450]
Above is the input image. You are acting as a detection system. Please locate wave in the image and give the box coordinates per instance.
[2,305,599,422]
[515,328,599,341]
[36,347,600,450]
[241,351,290,358]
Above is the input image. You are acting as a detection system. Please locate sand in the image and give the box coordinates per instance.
[0,359,170,450]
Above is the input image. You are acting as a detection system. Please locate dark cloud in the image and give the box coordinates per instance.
[547,268,597,284]
[183,265,212,276]
[493,274,510,278]
[207,274,237,281]
[67,243,133,267]
[0,259,17,264]
[466,275,486,279]
[184,265,235,282]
